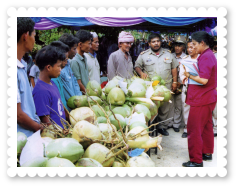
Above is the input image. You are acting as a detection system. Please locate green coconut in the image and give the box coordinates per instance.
[153,100,161,109]
[86,80,102,97]
[127,82,146,98]
[98,123,117,139]
[96,116,107,124]
[160,79,165,85]
[163,91,172,102]
[152,85,165,97]
[75,158,103,167]
[131,78,147,89]
[45,138,84,163]
[112,107,127,118]
[129,121,149,132]
[136,102,150,110]
[149,101,158,117]
[160,101,164,107]
[87,96,103,106]
[40,124,57,139]
[107,87,125,105]
[104,80,118,94]
[17,132,27,156]
[91,105,105,117]
[112,161,125,167]
[134,104,151,122]
[21,157,48,167]
[151,75,162,82]
[126,156,155,167]
[122,104,132,117]
[67,95,88,109]
[101,92,106,101]
[69,107,95,127]
[46,157,75,167]
[83,143,115,167]
[109,114,126,130]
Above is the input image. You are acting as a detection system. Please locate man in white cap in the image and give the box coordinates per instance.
[107,31,134,80]
[84,32,101,84]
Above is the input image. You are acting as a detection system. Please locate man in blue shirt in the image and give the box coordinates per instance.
[17,17,42,137]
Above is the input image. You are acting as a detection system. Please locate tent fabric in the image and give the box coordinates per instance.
[142,17,206,26]
[34,17,62,30]
[46,17,94,26]
[85,17,146,27]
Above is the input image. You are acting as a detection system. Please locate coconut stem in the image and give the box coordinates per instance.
[102,145,128,164]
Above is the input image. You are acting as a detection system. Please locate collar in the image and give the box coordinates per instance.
[17,59,25,68]
[197,48,211,62]
[119,48,130,56]
[149,47,163,56]
[88,52,97,58]
[75,53,85,61]
[174,52,186,59]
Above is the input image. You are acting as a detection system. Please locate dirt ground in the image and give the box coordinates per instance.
[149,128,217,167]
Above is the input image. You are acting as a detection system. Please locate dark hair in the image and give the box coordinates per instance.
[191,31,214,47]
[35,45,66,71]
[50,41,70,53]
[75,29,93,43]
[59,33,79,49]
[17,17,35,43]
[148,33,162,43]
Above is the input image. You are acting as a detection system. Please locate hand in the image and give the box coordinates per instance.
[177,82,182,89]
[184,71,190,78]
[171,83,177,92]
[140,72,148,79]
[182,78,188,84]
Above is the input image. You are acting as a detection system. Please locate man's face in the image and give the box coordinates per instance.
[25,30,36,53]
[120,42,132,53]
[68,44,77,59]
[49,60,62,78]
[61,52,69,69]
[187,42,196,56]
[174,43,185,55]
[80,40,92,53]
[91,37,99,52]
[149,37,161,52]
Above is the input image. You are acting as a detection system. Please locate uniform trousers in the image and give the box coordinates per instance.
[187,102,216,163]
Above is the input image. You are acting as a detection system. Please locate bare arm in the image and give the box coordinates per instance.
[30,77,35,88]
[77,79,86,93]
[171,67,178,92]
[184,71,208,85]
[17,103,42,131]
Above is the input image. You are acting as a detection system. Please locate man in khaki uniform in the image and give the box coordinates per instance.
[135,33,179,136]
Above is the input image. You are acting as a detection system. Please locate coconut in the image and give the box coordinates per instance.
[122,104,132,117]
[69,107,95,127]
[152,85,165,97]
[86,80,102,97]
[112,76,123,83]
[107,87,125,105]
[17,132,27,156]
[75,158,103,167]
[129,121,149,132]
[126,156,155,167]
[72,120,102,143]
[91,105,105,117]
[128,82,146,98]
[153,100,161,109]
[112,161,124,167]
[96,117,107,124]
[151,75,162,82]
[162,87,172,102]
[83,143,115,167]
[134,104,151,122]
[46,157,75,167]
[131,78,147,89]
[109,114,126,130]
[98,123,117,139]
[127,126,148,140]
[101,91,106,100]
[112,107,127,118]
[160,79,165,85]
[41,137,54,156]
[40,125,57,139]
[149,101,158,117]
[104,80,118,94]
[21,157,48,167]
[45,138,84,163]
[87,96,103,106]
[67,95,88,109]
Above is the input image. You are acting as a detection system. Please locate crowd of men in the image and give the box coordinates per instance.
[17,17,217,167]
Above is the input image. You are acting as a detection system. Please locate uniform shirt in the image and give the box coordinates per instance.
[186,48,217,106]
[135,48,179,88]
[60,60,82,101]
[29,64,40,90]
[107,48,134,80]
[33,80,66,129]
[84,52,101,84]
[70,53,89,89]
[172,52,187,83]
[17,59,40,137]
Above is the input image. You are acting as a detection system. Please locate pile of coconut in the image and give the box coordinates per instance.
[17,75,173,167]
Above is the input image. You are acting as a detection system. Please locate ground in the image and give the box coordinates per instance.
[149,128,217,167]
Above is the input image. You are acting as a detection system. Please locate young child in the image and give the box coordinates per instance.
[29,52,40,90]
[33,44,68,129]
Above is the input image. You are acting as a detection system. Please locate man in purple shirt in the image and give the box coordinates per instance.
[33,44,69,129]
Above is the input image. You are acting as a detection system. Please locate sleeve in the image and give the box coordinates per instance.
[33,88,51,117]
[17,82,21,103]
[107,54,116,80]
[171,55,179,69]
[134,54,144,69]
[198,57,213,80]
[70,60,81,80]
[29,65,36,77]
[179,62,186,83]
